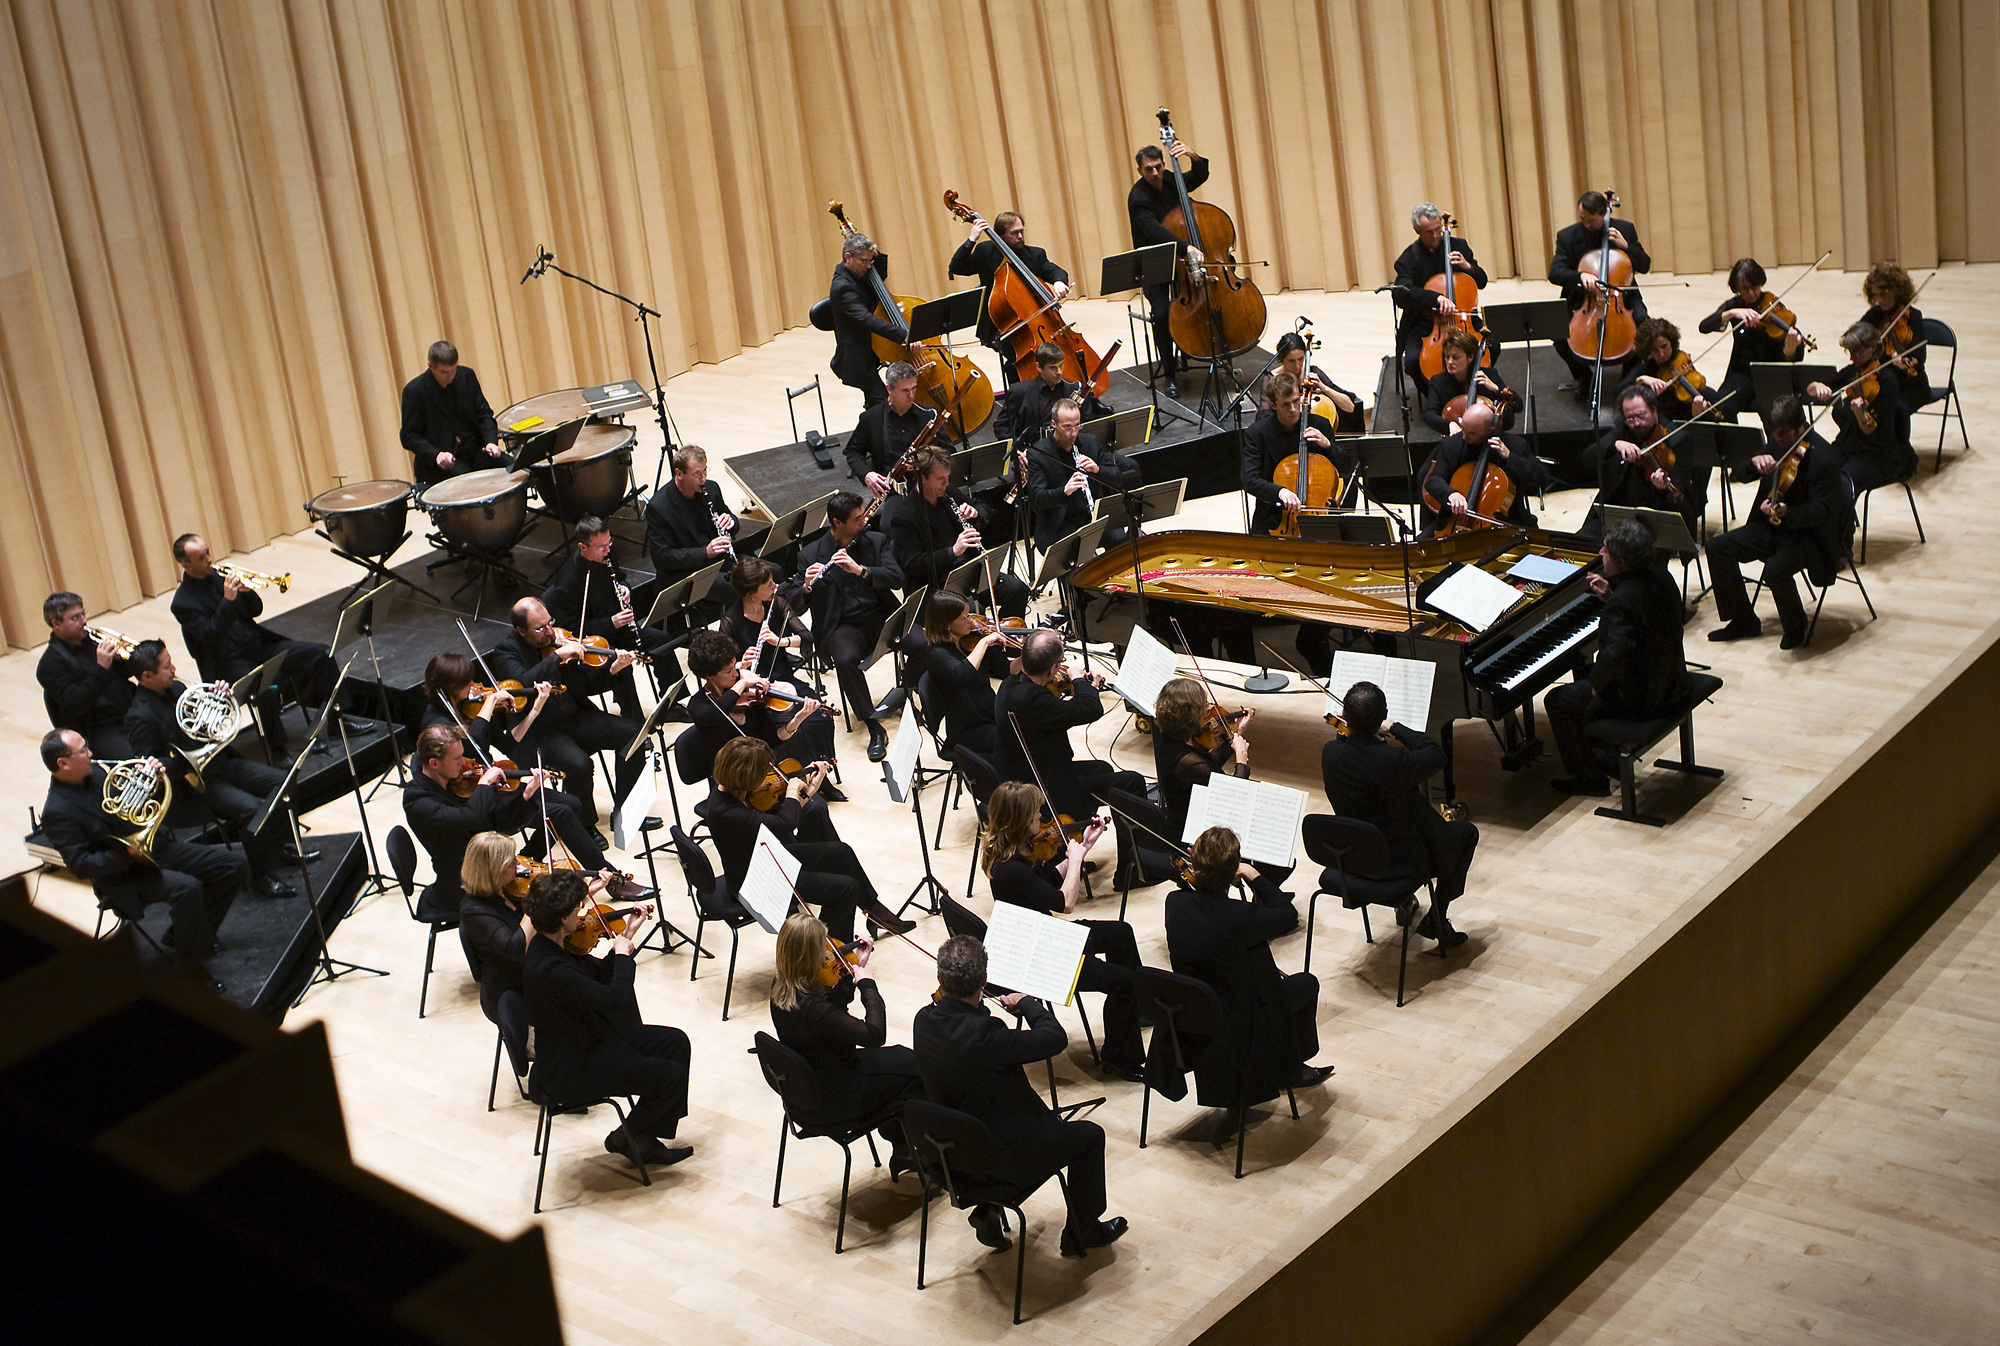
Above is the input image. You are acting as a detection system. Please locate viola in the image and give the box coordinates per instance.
[748,767,788,813]
[1155,107,1266,359]
[1417,212,1488,381]
[457,679,525,715]
[1851,356,1884,436]
[554,626,644,669]
[1631,423,1687,504]
[958,611,1026,654]
[1750,290,1817,352]
[1568,189,1636,364]
[448,752,549,797]
[942,190,1114,398]
[1192,704,1249,753]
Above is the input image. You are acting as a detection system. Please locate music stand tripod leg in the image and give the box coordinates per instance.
[890,764,949,919]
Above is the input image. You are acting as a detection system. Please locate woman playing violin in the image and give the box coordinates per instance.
[1860,263,1929,417]
[1422,328,1518,436]
[420,652,557,751]
[1806,321,1914,494]
[686,629,844,800]
[721,557,810,687]
[705,736,913,939]
[982,781,1145,1080]
[457,831,534,1025]
[1150,677,1294,886]
[922,593,1012,756]
[1697,258,1805,415]
[1632,318,1717,423]
[769,912,924,1179]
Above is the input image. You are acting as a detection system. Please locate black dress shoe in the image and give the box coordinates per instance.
[1060,1215,1129,1257]
[1105,1060,1147,1084]
[1779,627,1808,650]
[339,715,376,736]
[282,842,321,863]
[819,781,848,803]
[1293,1063,1336,1088]
[255,875,298,900]
[866,721,889,762]
[868,909,917,937]
[1415,911,1471,948]
[889,1149,917,1183]
[663,703,694,724]
[1707,616,1763,643]
[968,1204,1012,1251]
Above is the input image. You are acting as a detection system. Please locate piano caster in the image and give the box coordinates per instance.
[1500,738,1545,772]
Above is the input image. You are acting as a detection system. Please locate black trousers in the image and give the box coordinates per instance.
[1050,763,1147,875]
[524,708,646,824]
[201,754,290,875]
[793,840,881,941]
[1707,521,1810,638]
[579,1022,692,1139]
[131,837,247,962]
[1715,367,1757,420]
[221,639,338,746]
[823,613,888,727]
[1144,283,1176,373]
[1077,919,1143,1069]
[1401,334,1430,391]
[1842,446,1913,494]
[983,1117,1107,1229]
[1545,678,1612,782]
[1283,971,1321,1064]
[519,788,607,871]
[1413,809,1477,911]
[836,364,886,409]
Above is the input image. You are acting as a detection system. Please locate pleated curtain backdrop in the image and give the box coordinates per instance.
[0,0,1990,647]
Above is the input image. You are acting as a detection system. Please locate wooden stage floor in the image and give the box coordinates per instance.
[4,264,1995,1344]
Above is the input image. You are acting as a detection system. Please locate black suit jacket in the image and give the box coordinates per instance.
[1827,361,1909,474]
[171,574,275,678]
[796,529,902,633]
[402,771,533,907]
[1422,432,1548,529]
[769,979,892,1120]
[1164,875,1302,1105]
[843,400,936,483]
[992,375,1078,446]
[1393,235,1490,344]
[994,674,1103,807]
[1591,566,1689,718]
[644,479,733,589]
[41,768,150,912]
[1025,432,1135,551]
[912,994,1067,1148]
[949,237,1067,345]
[829,262,906,384]
[1589,424,1697,518]
[543,551,641,646]
[1241,408,1351,535]
[1128,157,1209,251]
[39,636,135,737]
[400,367,500,485]
[523,935,640,1105]
[1732,430,1848,585]
[1549,218,1652,318]
[486,632,615,735]
[1321,724,1446,866]
[886,490,969,594]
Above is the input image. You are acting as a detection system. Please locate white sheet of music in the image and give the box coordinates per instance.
[1190,772,1306,868]
[883,700,923,804]
[1110,624,1176,717]
[1426,562,1525,632]
[982,898,1090,1006]
[1328,651,1437,732]
[1181,782,1210,843]
[739,827,802,934]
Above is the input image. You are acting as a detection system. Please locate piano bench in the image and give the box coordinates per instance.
[1584,673,1725,827]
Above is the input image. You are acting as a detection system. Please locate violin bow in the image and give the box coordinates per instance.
[1169,616,1234,724]
[454,619,514,700]
[435,690,499,770]
[1007,710,1096,842]
[1692,250,1831,366]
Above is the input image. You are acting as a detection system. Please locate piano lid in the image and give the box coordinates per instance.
[1068,527,1600,638]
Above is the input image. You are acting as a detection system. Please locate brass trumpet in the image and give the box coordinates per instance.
[100,757,173,866]
[216,563,291,593]
[84,624,139,656]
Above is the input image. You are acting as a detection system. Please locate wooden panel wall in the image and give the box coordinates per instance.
[0,0,1983,644]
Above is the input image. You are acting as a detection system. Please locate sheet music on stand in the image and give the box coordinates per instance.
[759,492,835,557]
[1109,624,1176,716]
[883,700,923,805]
[644,560,725,626]
[1079,405,1155,451]
[739,827,802,934]
[1032,518,1109,589]
[1327,651,1436,731]
[982,899,1090,1006]
[1180,773,1306,868]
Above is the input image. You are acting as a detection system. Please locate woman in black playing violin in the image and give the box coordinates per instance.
[922,593,1011,756]
[1151,677,1293,886]
[982,781,1145,1080]
[1632,317,1717,423]
[686,630,843,799]
[1697,258,1805,416]
[1806,321,1911,494]
[1860,263,1929,417]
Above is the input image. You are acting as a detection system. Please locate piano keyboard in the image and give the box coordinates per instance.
[1466,591,1602,705]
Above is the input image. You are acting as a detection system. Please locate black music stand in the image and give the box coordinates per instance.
[906,288,985,345]
[1297,513,1395,544]
[1080,404,1155,453]
[1480,300,1571,466]
[1750,361,1839,419]
[644,560,726,631]
[1033,519,1109,673]
[859,587,927,689]
[1101,244,1190,432]
[758,493,834,560]
[328,580,411,796]
[1351,434,1421,534]
[1092,478,1185,536]
[1699,421,1773,528]
[950,439,1013,492]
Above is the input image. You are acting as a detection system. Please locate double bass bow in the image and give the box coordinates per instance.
[1155,107,1266,360]
[941,190,1120,398]
[826,200,995,439]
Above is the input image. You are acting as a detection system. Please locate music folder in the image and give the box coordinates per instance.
[1092,478,1186,533]
[582,379,651,415]
[907,288,986,344]
[644,560,725,627]
[1600,505,1701,558]
[759,492,835,557]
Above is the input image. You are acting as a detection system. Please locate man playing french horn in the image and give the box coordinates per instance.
[123,640,298,898]
[39,728,246,982]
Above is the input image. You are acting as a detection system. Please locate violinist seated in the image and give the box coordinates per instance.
[829,231,915,408]
[1806,321,1913,495]
[1243,371,1355,537]
[912,934,1130,1256]
[1578,385,1703,543]
[1320,681,1477,948]
[1128,136,1209,387]
[993,342,1108,447]
[983,783,1145,1081]
[950,211,1070,386]
[644,445,757,626]
[1150,678,1288,887]
[844,363,937,496]
[705,736,914,939]
[1548,190,1652,390]
[1422,328,1518,437]
[521,868,693,1170]
[722,558,812,692]
[1633,318,1720,424]
[38,590,138,762]
[458,831,536,1025]
[40,729,243,981]
[1544,521,1690,798]
[1703,395,1848,651]
[1394,202,1491,389]
[399,339,504,486]
[402,724,607,913]
[1696,258,1804,417]
[888,445,1030,620]
[994,629,1145,880]
[488,598,650,831]
[1274,332,1365,434]
[922,593,1010,757]
[122,641,295,899]
[1861,262,1929,417]
[796,493,907,764]
[1420,402,1549,534]
[543,514,681,717]
[1024,397,1142,555]
[769,914,923,1179]
[686,629,844,800]
[1163,826,1334,1099]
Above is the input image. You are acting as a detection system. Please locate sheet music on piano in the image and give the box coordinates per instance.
[1425,562,1527,631]
[1180,774,1306,868]
[1328,651,1437,731]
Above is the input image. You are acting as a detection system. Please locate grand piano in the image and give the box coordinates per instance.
[1068,526,1604,798]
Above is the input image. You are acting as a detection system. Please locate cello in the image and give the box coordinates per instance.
[1568,188,1636,370]
[826,201,995,439]
[1421,430,1515,536]
[1417,212,1489,381]
[941,190,1117,398]
[1154,107,1266,360]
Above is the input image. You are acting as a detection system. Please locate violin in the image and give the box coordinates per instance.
[1850,356,1884,436]
[1192,704,1250,752]
[816,936,863,990]
[1046,669,1075,697]
[1568,189,1636,364]
[448,752,554,797]
[561,900,652,955]
[458,679,525,715]
[942,190,1114,399]
[1031,812,1099,867]
[1417,212,1489,381]
[748,767,788,813]
[554,627,645,669]
[1657,349,1709,407]
[958,611,1027,654]
[1748,290,1817,351]
[1631,423,1688,504]
[1155,108,1267,359]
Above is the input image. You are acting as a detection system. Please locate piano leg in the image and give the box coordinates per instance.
[1498,706,1545,772]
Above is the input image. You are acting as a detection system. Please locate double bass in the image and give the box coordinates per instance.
[1568,188,1636,366]
[941,190,1118,398]
[826,201,994,438]
[1417,212,1490,380]
[1155,108,1266,359]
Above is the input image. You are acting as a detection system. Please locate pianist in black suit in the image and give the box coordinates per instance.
[1545,521,1689,798]
[1320,681,1477,947]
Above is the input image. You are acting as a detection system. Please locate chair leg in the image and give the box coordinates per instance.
[1303,890,1318,975]
[688,914,707,982]
[1234,1106,1248,1180]
[1286,1086,1299,1120]
[1859,488,1871,564]
[916,1174,931,1289]
[488,1027,504,1112]
[772,1115,789,1207]
[418,924,440,1019]
[965,832,981,898]
[835,1141,854,1254]
[1359,900,1374,946]
[1139,1082,1152,1148]
[1396,920,1412,1007]
[1903,480,1925,544]
[533,1106,553,1213]
[1012,1202,1029,1323]
[720,928,741,1021]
